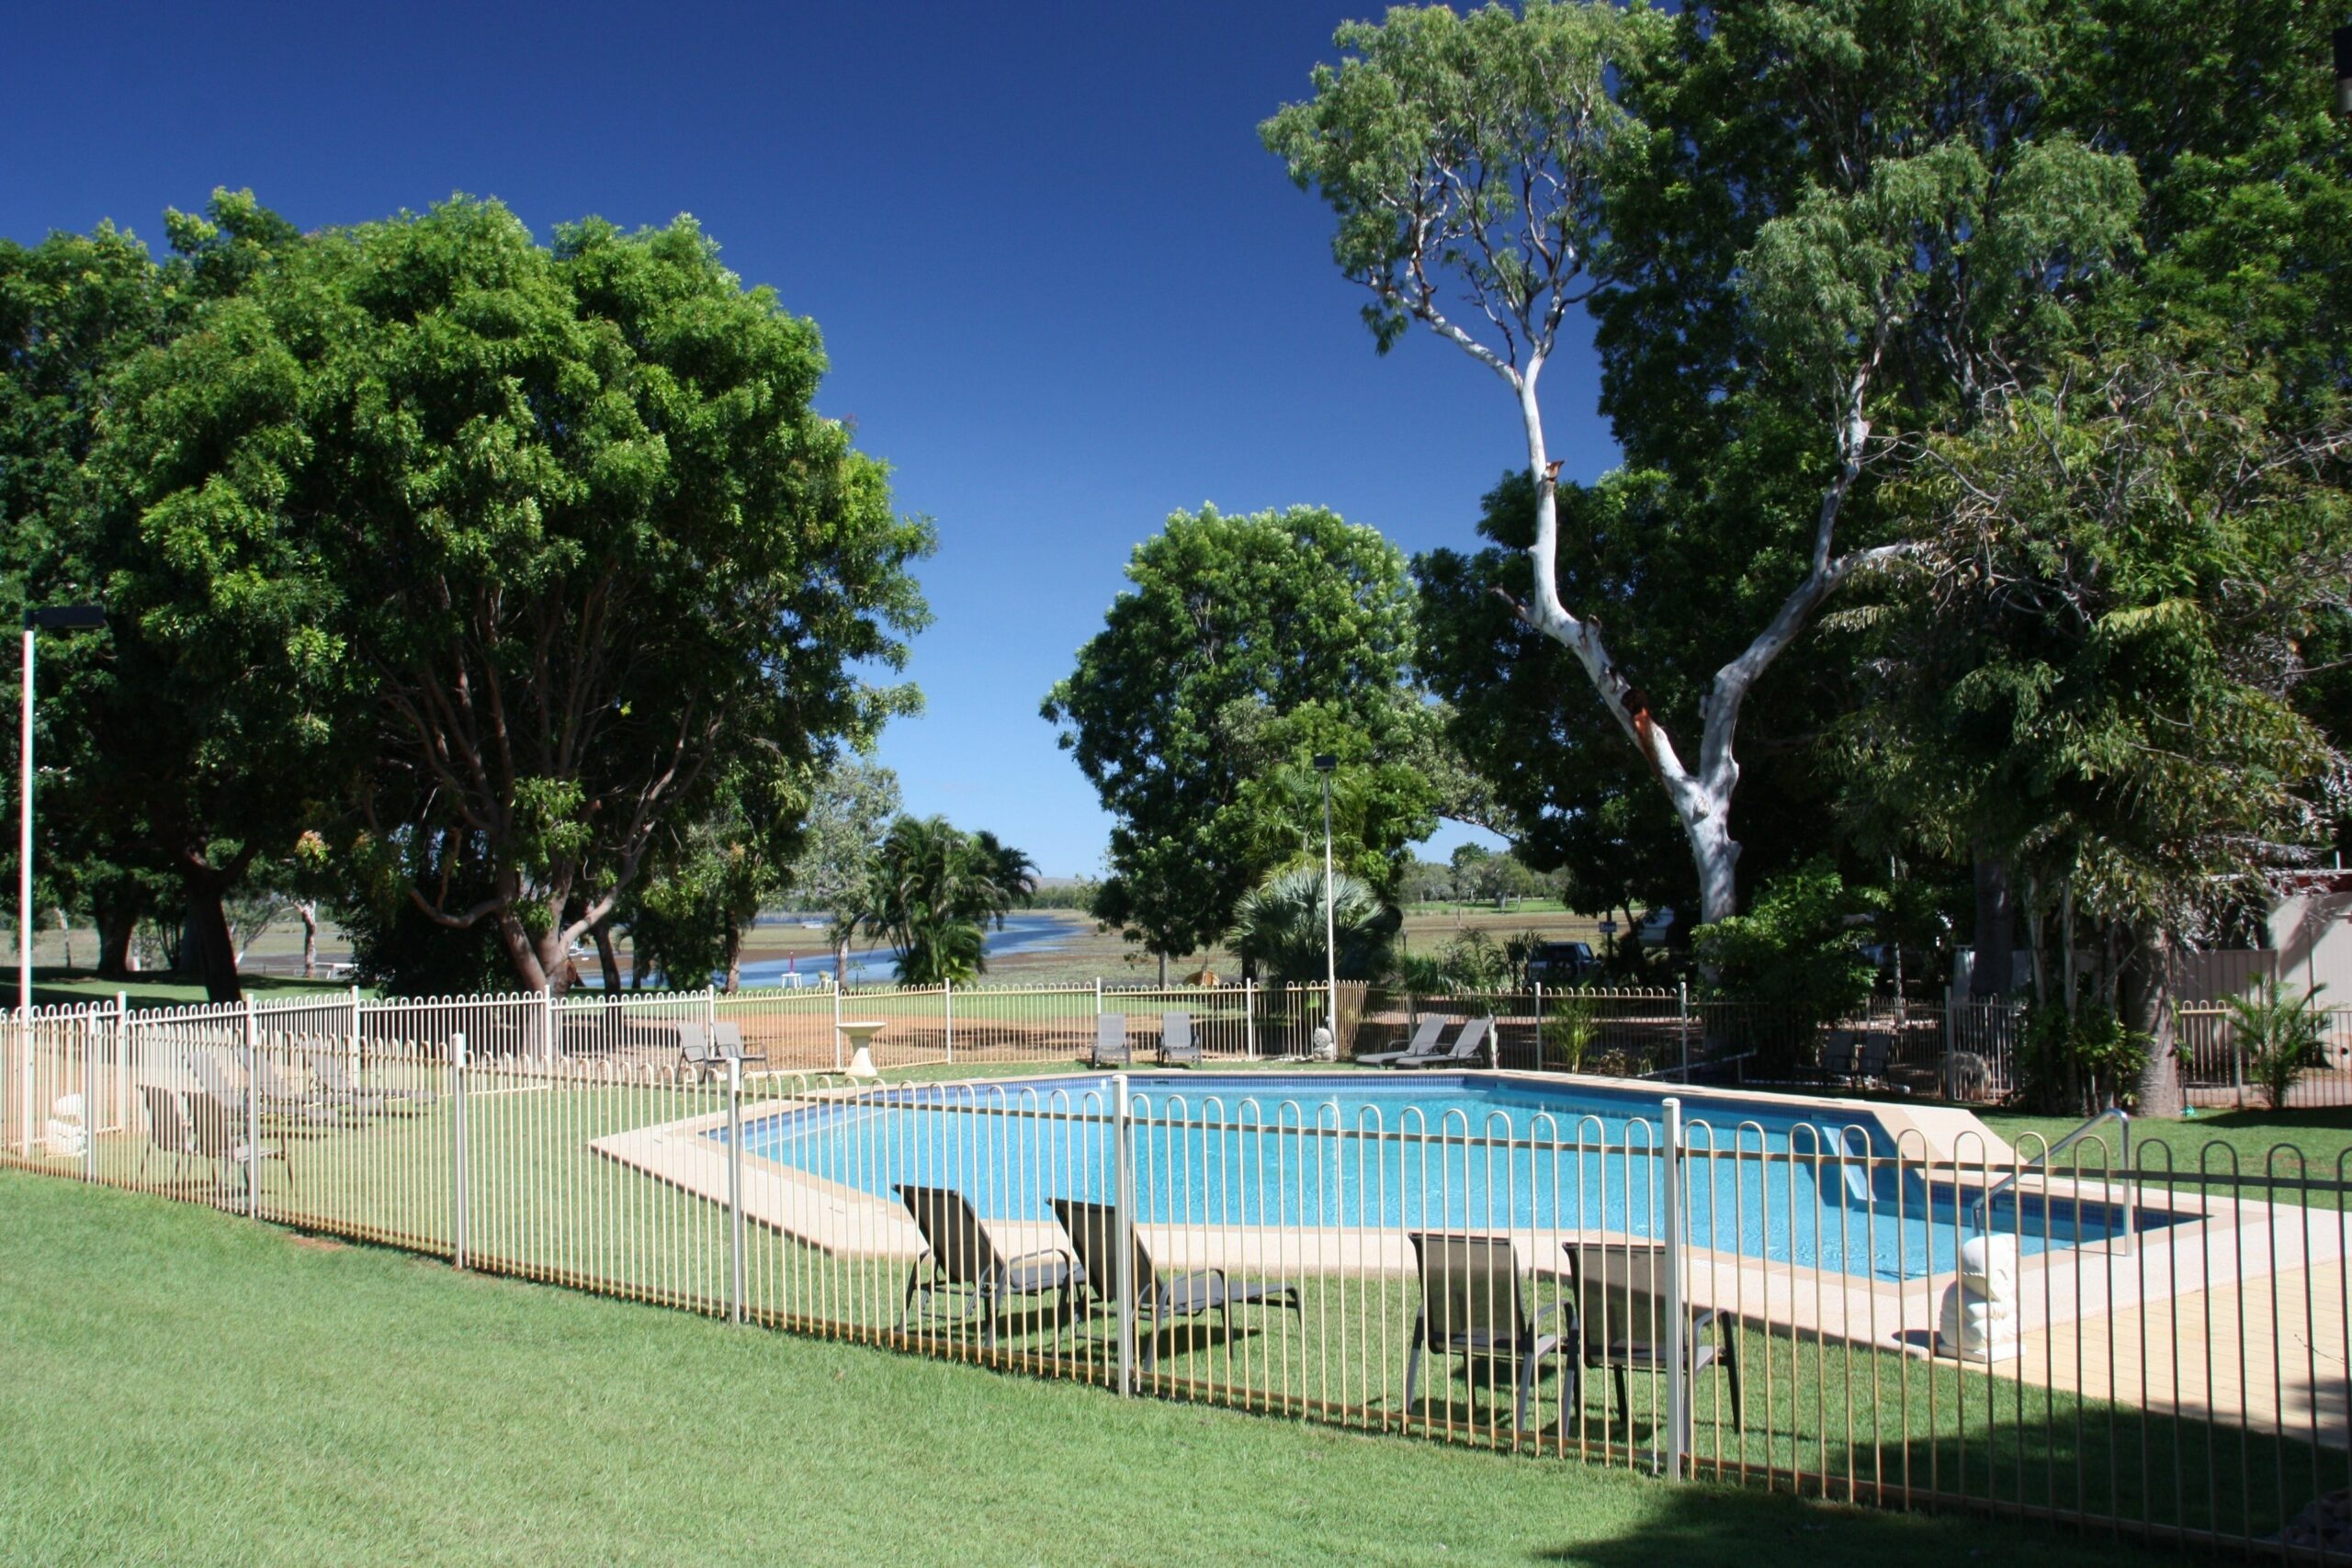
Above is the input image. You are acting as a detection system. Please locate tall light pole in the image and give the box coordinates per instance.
[1314,752,1339,1052]
[20,605,107,1017]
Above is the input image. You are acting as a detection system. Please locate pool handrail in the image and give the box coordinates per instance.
[1970,1105,2132,1256]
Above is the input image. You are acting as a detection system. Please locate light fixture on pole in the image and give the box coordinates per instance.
[20,604,107,1017]
[1314,752,1339,1055]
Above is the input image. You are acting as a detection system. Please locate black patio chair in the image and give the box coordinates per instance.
[1405,1232,1570,1430]
[1559,1241,1742,1432]
[1050,1196,1300,1371]
[895,1183,1084,1348]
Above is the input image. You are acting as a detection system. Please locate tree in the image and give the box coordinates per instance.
[1268,1,2141,927]
[1043,504,1438,972]
[96,197,933,994]
[2,193,332,999]
[1842,344,2348,1114]
[779,754,901,982]
[858,816,1036,986]
[1227,867,1399,985]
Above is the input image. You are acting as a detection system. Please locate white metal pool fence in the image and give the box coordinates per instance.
[2,1004,2347,1556]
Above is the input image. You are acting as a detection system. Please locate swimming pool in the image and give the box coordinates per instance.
[722,1073,2165,1281]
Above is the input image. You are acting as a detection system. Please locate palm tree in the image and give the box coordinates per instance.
[1227,866,1397,984]
[858,816,1038,985]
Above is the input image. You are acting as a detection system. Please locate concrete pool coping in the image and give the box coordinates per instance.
[585,1068,2343,1438]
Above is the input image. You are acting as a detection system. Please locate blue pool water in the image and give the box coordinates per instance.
[722,1073,2167,1281]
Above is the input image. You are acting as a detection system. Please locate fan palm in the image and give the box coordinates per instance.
[1227,866,1397,984]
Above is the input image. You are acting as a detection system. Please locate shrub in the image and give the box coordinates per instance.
[2011,999,2150,1116]
[1690,860,1875,1032]
[2225,980,2329,1111]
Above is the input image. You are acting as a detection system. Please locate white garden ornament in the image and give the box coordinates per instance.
[1936,1233,2019,1360]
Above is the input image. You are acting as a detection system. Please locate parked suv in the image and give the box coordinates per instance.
[1523,941,1596,986]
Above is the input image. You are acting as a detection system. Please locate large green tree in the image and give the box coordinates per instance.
[6,192,357,999]
[1272,1,2141,928]
[779,753,902,983]
[90,195,933,994]
[1042,504,1438,972]
[1842,344,2349,1113]
[858,815,1036,986]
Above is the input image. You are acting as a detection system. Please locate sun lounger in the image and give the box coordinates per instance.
[895,1183,1083,1347]
[187,1048,337,1129]
[1405,1232,1569,1429]
[1396,1016,1493,1069]
[1091,1013,1131,1067]
[1559,1241,1741,1431]
[1158,1011,1201,1067]
[313,1048,435,1111]
[1357,1014,1451,1067]
[1050,1196,1300,1371]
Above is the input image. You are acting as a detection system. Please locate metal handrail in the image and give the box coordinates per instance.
[1971,1104,2133,1254]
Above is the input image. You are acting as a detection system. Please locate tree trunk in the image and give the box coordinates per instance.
[94,898,137,980]
[297,901,318,979]
[594,919,623,993]
[833,931,852,988]
[1970,852,2013,999]
[493,905,553,995]
[2121,926,2180,1117]
[177,874,243,1003]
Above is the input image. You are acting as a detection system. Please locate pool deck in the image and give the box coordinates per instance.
[586,1070,2348,1446]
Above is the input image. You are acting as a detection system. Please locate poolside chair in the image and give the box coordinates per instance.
[711,1021,769,1073]
[1050,1196,1300,1371]
[676,1022,721,1083]
[187,1048,337,1130]
[1357,1014,1451,1068]
[1091,1013,1131,1068]
[1559,1241,1741,1432]
[1853,1033,1894,1089]
[894,1183,1084,1348]
[136,1084,198,1186]
[1404,1232,1570,1430]
[312,1047,435,1111]
[251,1049,353,1123]
[1396,1016,1494,1070]
[183,1086,294,1197]
[1158,1011,1202,1068]
[1814,1033,1860,1087]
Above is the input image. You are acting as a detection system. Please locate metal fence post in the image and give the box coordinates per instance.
[114,989,130,1143]
[80,1010,96,1181]
[831,976,843,1073]
[1113,1071,1136,1396]
[1534,979,1544,1070]
[1678,980,1690,1076]
[1660,1094,1688,1479]
[944,979,954,1065]
[242,995,261,1217]
[14,1007,28,1158]
[450,1030,469,1269]
[727,1053,745,1324]
[1093,977,1103,1019]
[1244,975,1256,1060]
[540,987,557,1064]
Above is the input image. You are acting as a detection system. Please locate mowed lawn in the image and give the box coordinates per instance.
[0,1172,2204,1568]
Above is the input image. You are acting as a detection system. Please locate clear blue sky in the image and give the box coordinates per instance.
[3,1,1621,876]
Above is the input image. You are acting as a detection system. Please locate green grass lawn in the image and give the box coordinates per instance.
[24,966,361,1010]
[0,1169,2213,1568]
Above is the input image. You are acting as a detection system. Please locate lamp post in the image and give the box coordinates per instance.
[1314,753,1338,1053]
[20,605,107,1017]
